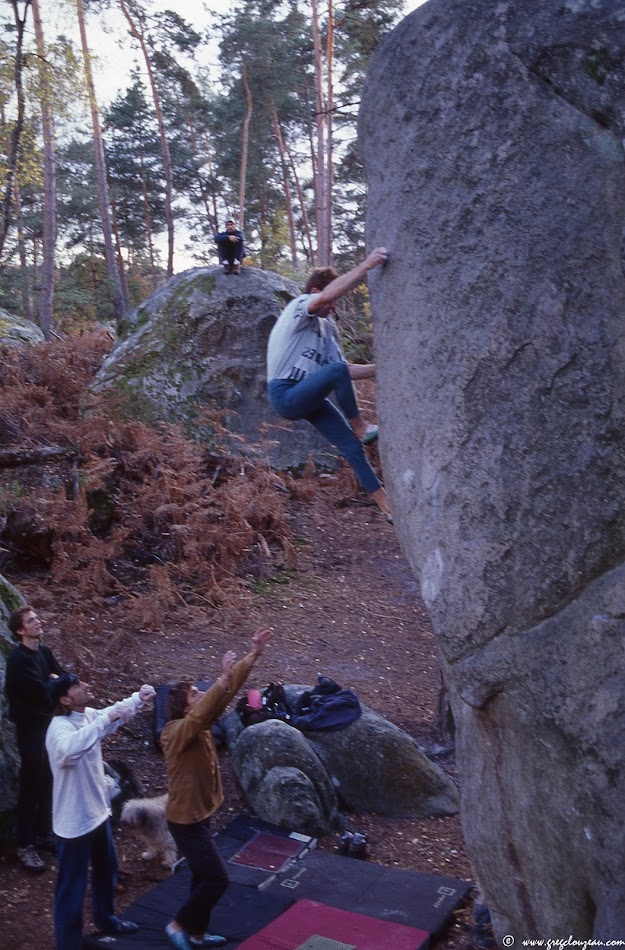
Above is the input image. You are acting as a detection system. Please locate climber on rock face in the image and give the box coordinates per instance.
[266,248,392,523]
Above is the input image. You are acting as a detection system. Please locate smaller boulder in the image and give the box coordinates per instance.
[231,719,339,836]
[0,310,45,346]
[304,704,459,818]
[257,766,330,836]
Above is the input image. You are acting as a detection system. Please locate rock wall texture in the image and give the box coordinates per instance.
[0,574,23,838]
[360,0,625,939]
[0,309,45,346]
[90,266,339,472]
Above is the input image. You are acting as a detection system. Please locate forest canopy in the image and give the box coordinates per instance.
[0,0,406,337]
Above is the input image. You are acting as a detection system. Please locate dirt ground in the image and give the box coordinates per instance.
[0,473,478,949]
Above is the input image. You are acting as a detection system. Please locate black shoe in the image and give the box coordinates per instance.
[222,262,231,274]
[97,918,139,935]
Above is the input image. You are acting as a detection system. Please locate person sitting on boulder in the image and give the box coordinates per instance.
[161,627,272,950]
[266,248,392,522]
[214,219,245,274]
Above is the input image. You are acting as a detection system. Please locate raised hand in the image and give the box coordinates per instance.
[251,627,272,657]
[221,650,237,678]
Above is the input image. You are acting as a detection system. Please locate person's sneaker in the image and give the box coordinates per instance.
[337,831,353,855]
[360,425,379,446]
[17,845,45,872]
[166,924,193,950]
[232,261,241,275]
[189,935,228,947]
[347,832,368,859]
[222,262,231,274]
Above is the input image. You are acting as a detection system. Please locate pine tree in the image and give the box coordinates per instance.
[75,0,127,320]
[104,77,165,278]
[0,1,32,262]
[31,0,55,338]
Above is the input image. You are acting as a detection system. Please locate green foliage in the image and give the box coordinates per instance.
[54,252,117,329]
[335,0,406,97]
[104,77,166,254]
[0,0,405,324]
[57,138,100,252]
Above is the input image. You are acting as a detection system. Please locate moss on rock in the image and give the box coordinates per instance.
[89,266,339,472]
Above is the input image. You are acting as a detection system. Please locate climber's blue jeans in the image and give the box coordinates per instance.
[268,364,381,494]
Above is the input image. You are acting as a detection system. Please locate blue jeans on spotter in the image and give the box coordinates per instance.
[268,364,381,494]
[54,819,119,950]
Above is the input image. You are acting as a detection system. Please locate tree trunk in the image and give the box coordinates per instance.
[139,148,156,282]
[325,0,335,266]
[270,105,297,268]
[32,0,55,339]
[75,0,126,323]
[258,182,267,268]
[240,61,254,233]
[118,0,175,278]
[203,133,219,231]
[0,0,31,263]
[284,136,314,264]
[13,181,32,321]
[200,132,219,231]
[108,178,131,310]
[189,126,216,237]
[310,0,328,265]
[304,86,318,266]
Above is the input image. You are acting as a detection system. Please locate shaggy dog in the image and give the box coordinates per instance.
[120,794,177,870]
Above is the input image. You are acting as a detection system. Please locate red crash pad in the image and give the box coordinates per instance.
[235,898,429,950]
[230,832,309,872]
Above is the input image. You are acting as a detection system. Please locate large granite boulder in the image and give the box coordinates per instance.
[0,309,45,346]
[89,266,339,472]
[0,574,24,841]
[360,0,625,940]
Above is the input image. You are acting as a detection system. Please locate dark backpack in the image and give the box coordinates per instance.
[236,682,292,728]
[291,675,361,731]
